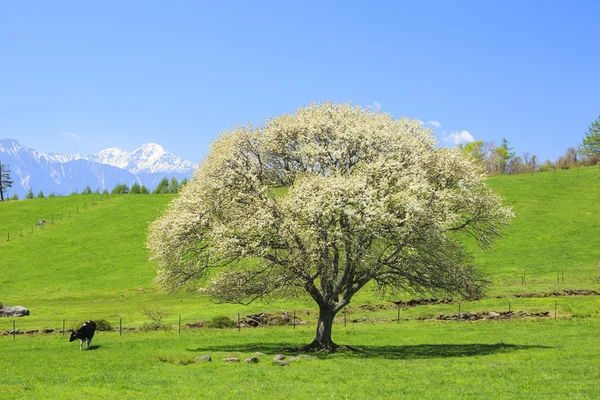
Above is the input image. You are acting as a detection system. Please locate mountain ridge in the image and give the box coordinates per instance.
[0,138,196,197]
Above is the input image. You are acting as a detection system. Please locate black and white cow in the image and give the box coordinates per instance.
[69,321,97,350]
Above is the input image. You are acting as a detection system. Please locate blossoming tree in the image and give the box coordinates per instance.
[147,103,513,351]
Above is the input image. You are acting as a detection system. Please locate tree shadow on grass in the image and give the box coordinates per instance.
[187,343,551,360]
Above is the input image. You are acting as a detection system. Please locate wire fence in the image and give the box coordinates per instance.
[0,193,120,243]
[1,297,571,340]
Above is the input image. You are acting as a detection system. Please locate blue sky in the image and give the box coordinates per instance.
[2,1,599,164]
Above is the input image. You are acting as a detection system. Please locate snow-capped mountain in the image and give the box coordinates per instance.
[94,143,196,175]
[0,139,196,198]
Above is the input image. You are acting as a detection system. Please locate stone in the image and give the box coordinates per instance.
[277,361,290,367]
[0,306,30,317]
[273,354,286,361]
[255,352,266,355]
[223,357,240,363]
[244,356,260,364]
[195,355,212,362]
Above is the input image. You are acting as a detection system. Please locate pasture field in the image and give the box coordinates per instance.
[1,319,599,399]
[0,167,599,398]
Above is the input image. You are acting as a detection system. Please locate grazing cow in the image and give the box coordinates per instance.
[69,321,97,350]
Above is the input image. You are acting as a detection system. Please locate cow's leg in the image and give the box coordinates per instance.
[80,339,83,350]
[87,338,92,349]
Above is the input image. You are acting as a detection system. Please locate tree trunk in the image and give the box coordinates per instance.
[305,305,338,352]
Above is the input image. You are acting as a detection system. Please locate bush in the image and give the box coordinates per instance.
[71,319,112,332]
[205,316,237,329]
[94,319,114,331]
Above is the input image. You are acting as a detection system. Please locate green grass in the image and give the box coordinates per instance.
[1,168,599,398]
[1,319,599,399]
[469,167,600,295]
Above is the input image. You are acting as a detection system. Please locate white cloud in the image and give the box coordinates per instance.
[366,101,382,111]
[426,120,442,128]
[446,130,474,144]
[61,131,79,139]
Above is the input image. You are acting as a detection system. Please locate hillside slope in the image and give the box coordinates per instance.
[469,166,600,293]
[1,194,174,301]
[1,167,598,313]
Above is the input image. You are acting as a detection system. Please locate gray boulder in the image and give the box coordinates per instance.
[244,356,260,364]
[0,306,30,317]
[195,355,212,362]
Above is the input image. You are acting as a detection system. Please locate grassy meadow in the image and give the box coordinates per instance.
[1,167,599,398]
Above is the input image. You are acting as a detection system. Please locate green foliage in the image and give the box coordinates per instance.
[94,319,114,331]
[111,183,129,195]
[37,190,45,199]
[102,188,109,196]
[25,188,34,199]
[130,183,143,194]
[205,315,237,329]
[151,177,184,194]
[458,140,485,164]
[9,194,18,200]
[72,319,113,332]
[579,115,600,156]
[152,177,171,194]
[82,186,92,194]
[48,192,56,198]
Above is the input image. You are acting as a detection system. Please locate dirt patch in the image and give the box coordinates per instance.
[436,310,550,321]
[392,298,455,308]
[504,289,600,299]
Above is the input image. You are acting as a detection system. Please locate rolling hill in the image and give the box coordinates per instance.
[0,167,598,325]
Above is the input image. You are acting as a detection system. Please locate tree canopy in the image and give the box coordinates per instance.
[579,115,600,156]
[147,103,513,350]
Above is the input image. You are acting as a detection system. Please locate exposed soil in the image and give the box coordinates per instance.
[436,310,550,321]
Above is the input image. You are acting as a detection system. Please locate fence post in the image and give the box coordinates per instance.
[457,303,461,322]
[397,306,400,323]
[7,232,8,241]
[20,228,22,237]
[344,309,347,327]
[62,320,65,336]
[237,313,240,332]
[13,320,16,339]
[562,272,564,283]
[293,311,296,329]
[178,315,181,335]
[119,318,122,336]
[554,300,557,319]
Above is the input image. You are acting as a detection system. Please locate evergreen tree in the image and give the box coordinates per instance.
[168,177,180,194]
[25,188,35,199]
[0,161,14,201]
[152,178,170,194]
[579,115,600,156]
[37,190,45,198]
[130,183,142,194]
[111,183,130,195]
